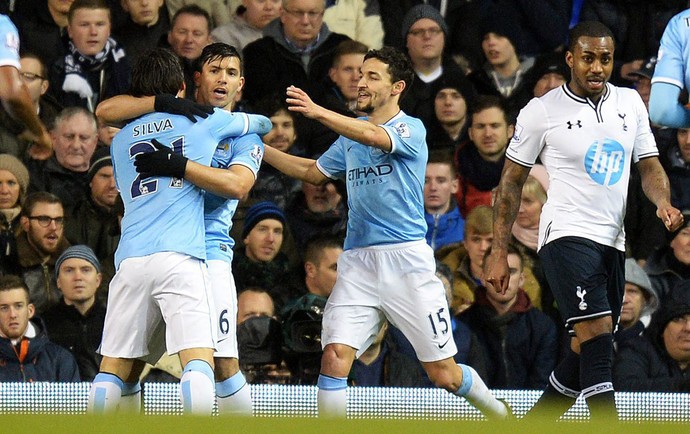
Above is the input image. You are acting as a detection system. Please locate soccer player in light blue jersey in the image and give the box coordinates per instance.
[95,43,263,415]
[649,8,690,127]
[262,46,508,420]
[88,47,270,415]
[0,14,52,158]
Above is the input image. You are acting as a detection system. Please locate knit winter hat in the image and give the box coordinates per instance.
[401,4,449,40]
[87,146,112,182]
[0,154,30,204]
[242,201,286,239]
[55,244,101,278]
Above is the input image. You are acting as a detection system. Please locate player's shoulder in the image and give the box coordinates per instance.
[387,111,425,137]
[0,14,16,31]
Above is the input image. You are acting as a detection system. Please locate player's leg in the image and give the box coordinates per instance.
[179,348,217,415]
[118,359,147,413]
[318,343,357,417]
[89,357,134,413]
[208,260,252,415]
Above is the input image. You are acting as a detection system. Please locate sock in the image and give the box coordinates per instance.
[523,349,581,421]
[580,333,617,420]
[88,372,124,414]
[119,382,142,413]
[216,371,253,416]
[456,364,507,420]
[317,374,347,418]
[180,359,215,415]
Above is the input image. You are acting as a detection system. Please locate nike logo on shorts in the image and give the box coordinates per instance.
[438,337,451,349]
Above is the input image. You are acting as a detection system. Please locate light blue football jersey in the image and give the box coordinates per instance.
[204,133,264,262]
[653,9,690,91]
[0,15,20,69]
[316,111,428,250]
[113,109,270,269]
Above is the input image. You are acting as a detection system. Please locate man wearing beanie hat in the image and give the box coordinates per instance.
[233,201,292,311]
[616,259,659,346]
[614,280,690,392]
[43,245,106,381]
[64,146,120,262]
[399,4,475,132]
[426,74,470,150]
[645,211,690,301]
[0,154,30,275]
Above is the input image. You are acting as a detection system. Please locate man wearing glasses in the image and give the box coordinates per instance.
[13,192,69,315]
[243,0,350,156]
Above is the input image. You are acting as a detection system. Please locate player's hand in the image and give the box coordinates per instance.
[286,85,321,119]
[657,204,685,232]
[23,128,53,160]
[134,139,188,179]
[154,94,214,122]
[482,251,510,295]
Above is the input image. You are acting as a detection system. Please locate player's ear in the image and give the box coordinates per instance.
[392,80,405,96]
[565,50,574,69]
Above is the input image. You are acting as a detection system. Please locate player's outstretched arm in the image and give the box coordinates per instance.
[95,94,214,125]
[0,65,52,159]
[262,145,329,185]
[286,85,392,152]
[483,160,531,294]
[637,156,685,231]
[649,82,690,128]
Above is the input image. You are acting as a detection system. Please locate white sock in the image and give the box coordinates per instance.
[119,382,142,413]
[179,359,215,415]
[88,373,123,414]
[456,364,507,420]
[317,374,347,418]
[216,371,253,416]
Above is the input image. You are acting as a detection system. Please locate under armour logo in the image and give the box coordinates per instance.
[618,112,628,131]
[567,120,582,129]
[576,286,587,311]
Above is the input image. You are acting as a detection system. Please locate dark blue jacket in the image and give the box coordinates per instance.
[0,319,80,382]
[424,204,465,251]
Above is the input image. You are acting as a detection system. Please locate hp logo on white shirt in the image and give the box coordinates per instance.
[584,139,625,186]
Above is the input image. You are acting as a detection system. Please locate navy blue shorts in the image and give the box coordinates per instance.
[539,236,624,335]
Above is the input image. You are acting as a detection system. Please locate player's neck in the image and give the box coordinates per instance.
[368,101,401,125]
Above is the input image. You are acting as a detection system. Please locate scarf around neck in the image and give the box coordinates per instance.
[63,38,125,100]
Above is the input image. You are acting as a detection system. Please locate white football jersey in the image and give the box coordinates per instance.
[507,83,658,252]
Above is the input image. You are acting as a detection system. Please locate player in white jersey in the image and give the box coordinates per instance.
[88,48,271,415]
[262,47,508,420]
[96,43,262,415]
[649,8,690,127]
[484,21,684,421]
[0,14,52,158]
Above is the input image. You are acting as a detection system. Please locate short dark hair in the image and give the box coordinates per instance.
[427,149,456,177]
[469,94,512,126]
[19,51,47,78]
[332,40,369,66]
[194,42,243,75]
[171,4,211,33]
[254,92,293,119]
[68,0,110,23]
[364,47,414,99]
[568,21,615,53]
[22,192,63,217]
[130,48,185,97]
[0,275,30,301]
[303,234,343,265]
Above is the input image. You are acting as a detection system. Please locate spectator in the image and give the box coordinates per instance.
[424,149,463,252]
[0,274,80,382]
[211,0,282,55]
[233,201,292,310]
[614,280,690,392]
[455,95,513,218]
[114,0,170,64]
[285,180,347,257]
[510,51,569,113]
[63,146,119,264]
[426,74,470,151]
[286,234,343,301]
[399,4,474,131]
[323,0,383,50]
[458,245,558,390]
[41,245,106,381]
[0,155,29,275]
[242,0,350,155]
[16,0,72,67]
[15,192,70,314]
[165,5,212,101]
[645,212,690,301]
[321,39,368,116]
[27,107,99,210]
[616,258,659,347]
[629,56,657,110]
[238,286,276,323]
[48,0,131,111]
[665,128,690,211]
[166,0,231,28]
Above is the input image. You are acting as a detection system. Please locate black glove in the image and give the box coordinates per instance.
[153,94,214,122]
[134,139,188,179]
